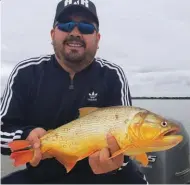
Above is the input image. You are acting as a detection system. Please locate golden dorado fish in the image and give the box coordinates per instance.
[8,106,183,173]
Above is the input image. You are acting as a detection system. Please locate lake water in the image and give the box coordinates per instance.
[133,99,190,127]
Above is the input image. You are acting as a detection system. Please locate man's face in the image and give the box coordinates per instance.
[51,11,100,65]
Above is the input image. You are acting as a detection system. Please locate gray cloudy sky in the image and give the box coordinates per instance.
[1,0,190,96]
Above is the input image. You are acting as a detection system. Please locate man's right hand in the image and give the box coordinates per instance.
[26,128,52,167]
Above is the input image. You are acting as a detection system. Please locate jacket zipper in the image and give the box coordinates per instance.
[54,77,75,127]
[69,79,74,90]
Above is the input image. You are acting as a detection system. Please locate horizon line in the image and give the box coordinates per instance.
[131,96,190,99]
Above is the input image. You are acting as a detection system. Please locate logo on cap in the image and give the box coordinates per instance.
[64,0,89,8]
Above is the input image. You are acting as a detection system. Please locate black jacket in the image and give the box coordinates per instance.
[1,54,148,184]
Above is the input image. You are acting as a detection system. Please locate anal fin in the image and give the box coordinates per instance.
[131,153,149,166]
[60,160,77,173]
[47,149,79,173]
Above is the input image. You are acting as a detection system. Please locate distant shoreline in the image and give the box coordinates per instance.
[132,97,190,100]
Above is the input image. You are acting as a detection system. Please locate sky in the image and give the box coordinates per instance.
[1,0,190,97]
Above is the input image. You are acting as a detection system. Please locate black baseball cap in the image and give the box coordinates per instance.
[53,0,99,28]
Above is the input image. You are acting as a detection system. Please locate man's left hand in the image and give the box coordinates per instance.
[89,133,124,174]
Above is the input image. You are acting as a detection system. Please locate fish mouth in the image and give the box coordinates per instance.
[147,127,183,151]
[144,127,183,152]
[161,127,180,137]
[161,126,183,145]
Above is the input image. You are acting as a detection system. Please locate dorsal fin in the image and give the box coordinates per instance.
[46,129,54,134]
[79,107,99,117]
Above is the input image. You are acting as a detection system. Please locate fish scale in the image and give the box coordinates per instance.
[40,106,139,155]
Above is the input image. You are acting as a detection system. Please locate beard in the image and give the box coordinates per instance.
[52,36,97,66]
[52,40,85,64]
[63,47,86,64]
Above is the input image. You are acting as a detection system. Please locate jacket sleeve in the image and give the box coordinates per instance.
[105,65,132,107]
[1,65,37,155]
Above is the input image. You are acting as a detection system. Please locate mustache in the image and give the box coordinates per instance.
[63,36,86,47]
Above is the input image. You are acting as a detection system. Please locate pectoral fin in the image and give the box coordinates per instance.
[108,144,133,160]
[79,107,99,117]
[131,153,149,166]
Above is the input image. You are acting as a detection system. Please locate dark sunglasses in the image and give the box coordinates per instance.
[56,21,98,34]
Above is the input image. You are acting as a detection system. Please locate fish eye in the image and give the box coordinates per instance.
[161,121,168,127]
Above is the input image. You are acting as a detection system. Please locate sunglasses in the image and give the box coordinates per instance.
[56,21,98,34]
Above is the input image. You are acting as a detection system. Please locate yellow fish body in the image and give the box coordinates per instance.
[8,106,183,173]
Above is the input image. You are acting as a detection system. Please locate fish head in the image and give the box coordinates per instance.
[127,110,183,151]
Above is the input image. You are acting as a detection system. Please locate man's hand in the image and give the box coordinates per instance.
[26,128,52,167]
[89,133,124,174]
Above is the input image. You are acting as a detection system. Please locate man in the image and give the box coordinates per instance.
[1,0,148,184]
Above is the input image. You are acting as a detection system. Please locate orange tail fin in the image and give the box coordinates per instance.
[8,140,34,167]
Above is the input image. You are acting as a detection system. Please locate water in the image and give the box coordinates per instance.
[1,99,190,178]
[132,99,190,128]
